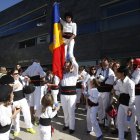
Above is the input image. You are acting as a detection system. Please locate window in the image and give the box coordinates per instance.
[19,38,36,48]
[0,5,47,37]
[78,21,100,35]
[100,0,140,31]
[36,17,46,27]
[37,34,50,45]
[101,0,140,18]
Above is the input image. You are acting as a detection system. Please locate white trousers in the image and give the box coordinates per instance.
[117,104,137,140]
[87,106,102,137]
[87,107,93,131]
[51,89,59,104]
[39,125,51,140]
[13,98,32,132]
[41,86,46,98]
[76,89,82,103]
[64,38,75,60]
[61,94,77,130]
[135,95,140,126]
[0,130,10,140]
[29,86,41,110]
[98,96,105,124]
[98,92,110,124]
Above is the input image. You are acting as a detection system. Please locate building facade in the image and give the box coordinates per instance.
[0,0,140,67]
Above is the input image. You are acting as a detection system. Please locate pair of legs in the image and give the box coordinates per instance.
[51,89,59,105]
[76,88,82,106]
[64,38,75,60]
[135,95,140,128]
[29,86,42,121]
[117,104,137,140]
[98,92,111,126]
[39,125,51,140]
[88,106,102,137]
[61,94,77,130]
[13,98,33,132]
[0,130,10,140]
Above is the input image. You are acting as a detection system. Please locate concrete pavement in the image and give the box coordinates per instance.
[9,105,139,140]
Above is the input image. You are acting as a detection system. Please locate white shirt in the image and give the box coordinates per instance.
[22,62,46,78]
[83,74,94,94]
[81,70,87,78]
[77,70,87,83]
[40,106,57,119]
[60,19,77,36]
[87,75,95,92]
[131,68,140,85]
[114,76,135,107]
[88,88,99,104]
[83,72,90,85]
[14,79,23,91]
[61,58,78,86]
[0,104,12,127]
[96,67,115,85]
[53,75,60,85]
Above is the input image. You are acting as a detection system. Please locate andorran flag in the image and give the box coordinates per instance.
[49,2,65,79]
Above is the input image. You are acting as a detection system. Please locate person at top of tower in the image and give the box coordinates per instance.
[60,12,77,60]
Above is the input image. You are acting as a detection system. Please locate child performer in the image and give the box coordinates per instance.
[0,85,20,140]
[87,79,103,140]
[47,74,60,106]
[60,12,77,60]
[39,93,59,140]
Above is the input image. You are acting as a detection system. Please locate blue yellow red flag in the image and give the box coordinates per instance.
[49,2,65,79]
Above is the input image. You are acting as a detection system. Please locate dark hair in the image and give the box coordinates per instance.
[89,66,96,76]
[101,56,110,63]
[64,12,73,20]
[112,61,120,71]
[3,94,12,107]
[79,66,85,72]
[91,79,100,88]
[126,57,133,63]
[33,59,40,63]
[18,68,23,75]
[65,60,72,65]
[41,93,54,113]
[9,68,18,75]
[0,75,14,85]
[0,85,13,106]
[117,65,128,76]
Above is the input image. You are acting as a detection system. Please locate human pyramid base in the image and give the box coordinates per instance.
[0,9,140,140]
[0,56,140,140]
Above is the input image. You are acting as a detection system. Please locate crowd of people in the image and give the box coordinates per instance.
[0,57,140,140]
[76,57,140,140]
[0,10,140,140]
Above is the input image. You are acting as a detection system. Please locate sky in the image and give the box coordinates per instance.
[0,0,22,12]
